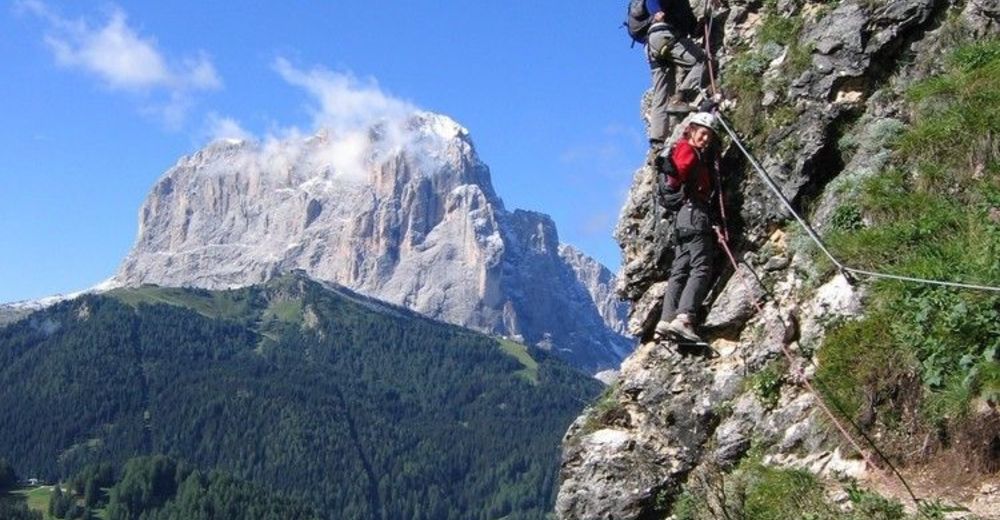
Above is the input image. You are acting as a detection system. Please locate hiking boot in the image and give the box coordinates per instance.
[666,93,693,114]
[665,314,703,343]
[654,319,672,339]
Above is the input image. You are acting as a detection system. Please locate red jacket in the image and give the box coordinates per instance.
[666,140,713,205]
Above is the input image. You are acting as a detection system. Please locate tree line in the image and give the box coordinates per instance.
[0,279,602,519]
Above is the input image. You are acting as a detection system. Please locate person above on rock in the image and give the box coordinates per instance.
[645,0,709,161]
[654,112,722,344]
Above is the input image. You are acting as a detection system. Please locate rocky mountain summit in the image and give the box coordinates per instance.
[111,111,630,372]
[558,0,999,518]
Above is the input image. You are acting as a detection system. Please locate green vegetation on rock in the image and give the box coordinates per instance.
[672,456,910,520]
[723,0,811,143]
[818,39,1000,448]
[748,359,787,410]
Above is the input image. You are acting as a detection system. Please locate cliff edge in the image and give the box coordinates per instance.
[557,1,1000,517]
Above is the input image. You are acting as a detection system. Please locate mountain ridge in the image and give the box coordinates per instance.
[108,111,631,371]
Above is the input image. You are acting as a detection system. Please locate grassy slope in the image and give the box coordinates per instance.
[672,29,999,520]
[818,39,1000,429]
[112,279,544,377]
[498,339,541,384]
[4,486,52,519]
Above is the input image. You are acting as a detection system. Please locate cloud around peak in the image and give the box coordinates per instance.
[203,60,470,185]
[272,58,416,134]
[205,113,253,143]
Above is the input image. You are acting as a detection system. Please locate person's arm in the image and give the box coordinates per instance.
[646,0,665,21]
[669,142,698,189]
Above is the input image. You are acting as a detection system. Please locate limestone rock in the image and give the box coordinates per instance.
[703,264,766,333]
[555,0,977,516]
[113,112,632,371]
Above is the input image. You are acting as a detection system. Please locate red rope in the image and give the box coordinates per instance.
[711,227,894,488]
[700,4,924,509]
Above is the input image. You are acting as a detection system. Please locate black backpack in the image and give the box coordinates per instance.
[625,0,652,45]
[655,148,701,212]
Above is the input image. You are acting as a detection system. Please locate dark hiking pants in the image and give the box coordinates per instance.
[660,230,716,323]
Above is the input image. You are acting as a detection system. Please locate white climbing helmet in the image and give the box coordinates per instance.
[688,112,719,134]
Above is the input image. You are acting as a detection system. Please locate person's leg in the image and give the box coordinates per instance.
[676,232,716,319]
[659,239,692,324]
[648,59,675,146]
[669,37,708,99]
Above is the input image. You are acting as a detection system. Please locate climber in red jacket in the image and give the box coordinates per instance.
[654,112,721,344]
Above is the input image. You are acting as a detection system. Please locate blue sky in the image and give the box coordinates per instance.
[0,1,652,303]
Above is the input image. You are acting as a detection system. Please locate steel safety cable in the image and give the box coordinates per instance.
[693,5,964,512]
[712,226,922,506]
[705,109,919,504]
[714,112,1000,294]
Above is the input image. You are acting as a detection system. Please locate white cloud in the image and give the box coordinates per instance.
[205,113,253,143]
[273,57,414,134]
[46,9,171,90]
[19,1,221,126]
[268,58,442,182]
[182,53,223,90]
[308,131,372,182]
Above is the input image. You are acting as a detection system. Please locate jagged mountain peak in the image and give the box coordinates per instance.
[113,110,631,371]
[183,110,486,190]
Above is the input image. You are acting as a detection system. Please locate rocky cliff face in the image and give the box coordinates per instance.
[113,112,631,372]
[557,0,999,518]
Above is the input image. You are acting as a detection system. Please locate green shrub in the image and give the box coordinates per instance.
[749,360,786,410]
[725,49,769,137]
[759,13,802,47]
[846,482,906,519]
[830,202,864,232]
[578,383,624,435]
